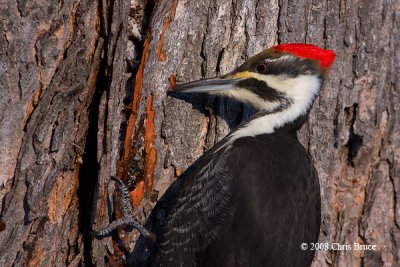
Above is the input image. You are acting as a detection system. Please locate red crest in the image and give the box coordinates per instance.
[273,43,336,68]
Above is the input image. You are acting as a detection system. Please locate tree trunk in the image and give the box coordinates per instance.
[0,0,129,266]
[0,0,398,267]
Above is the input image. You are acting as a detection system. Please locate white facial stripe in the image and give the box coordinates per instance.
[228,74,321,141]
[217,89,281,111]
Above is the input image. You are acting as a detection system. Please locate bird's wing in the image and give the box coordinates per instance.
[153,143,234,266]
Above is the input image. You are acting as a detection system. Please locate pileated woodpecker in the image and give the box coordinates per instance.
[94,43,336,267]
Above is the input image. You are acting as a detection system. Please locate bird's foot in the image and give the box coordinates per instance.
[92,176,156,247]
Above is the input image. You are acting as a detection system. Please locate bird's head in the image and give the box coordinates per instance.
[173,44,335,116]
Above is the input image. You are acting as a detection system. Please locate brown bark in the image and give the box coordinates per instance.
[0,0,129,266]
[0,0,399,266]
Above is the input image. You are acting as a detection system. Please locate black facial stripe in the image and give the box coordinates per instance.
[236,78,285,102]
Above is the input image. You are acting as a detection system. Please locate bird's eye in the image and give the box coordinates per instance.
[256,63,267,73]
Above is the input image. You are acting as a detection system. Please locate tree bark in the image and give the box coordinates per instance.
[0,0,398,267]
[0,0,129,266]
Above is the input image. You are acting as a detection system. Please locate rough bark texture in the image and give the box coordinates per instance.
[0,0,129,266]
[0,0,399,266]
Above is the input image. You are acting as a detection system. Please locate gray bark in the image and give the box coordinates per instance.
[0,0,129,266]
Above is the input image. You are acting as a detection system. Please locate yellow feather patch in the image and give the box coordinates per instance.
[231,71,256,79]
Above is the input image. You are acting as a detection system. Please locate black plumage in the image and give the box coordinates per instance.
[148,130,320,267]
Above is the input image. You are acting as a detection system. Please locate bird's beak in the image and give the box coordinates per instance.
[172,76,245,93]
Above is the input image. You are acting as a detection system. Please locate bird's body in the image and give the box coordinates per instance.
[152,130,320,267]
